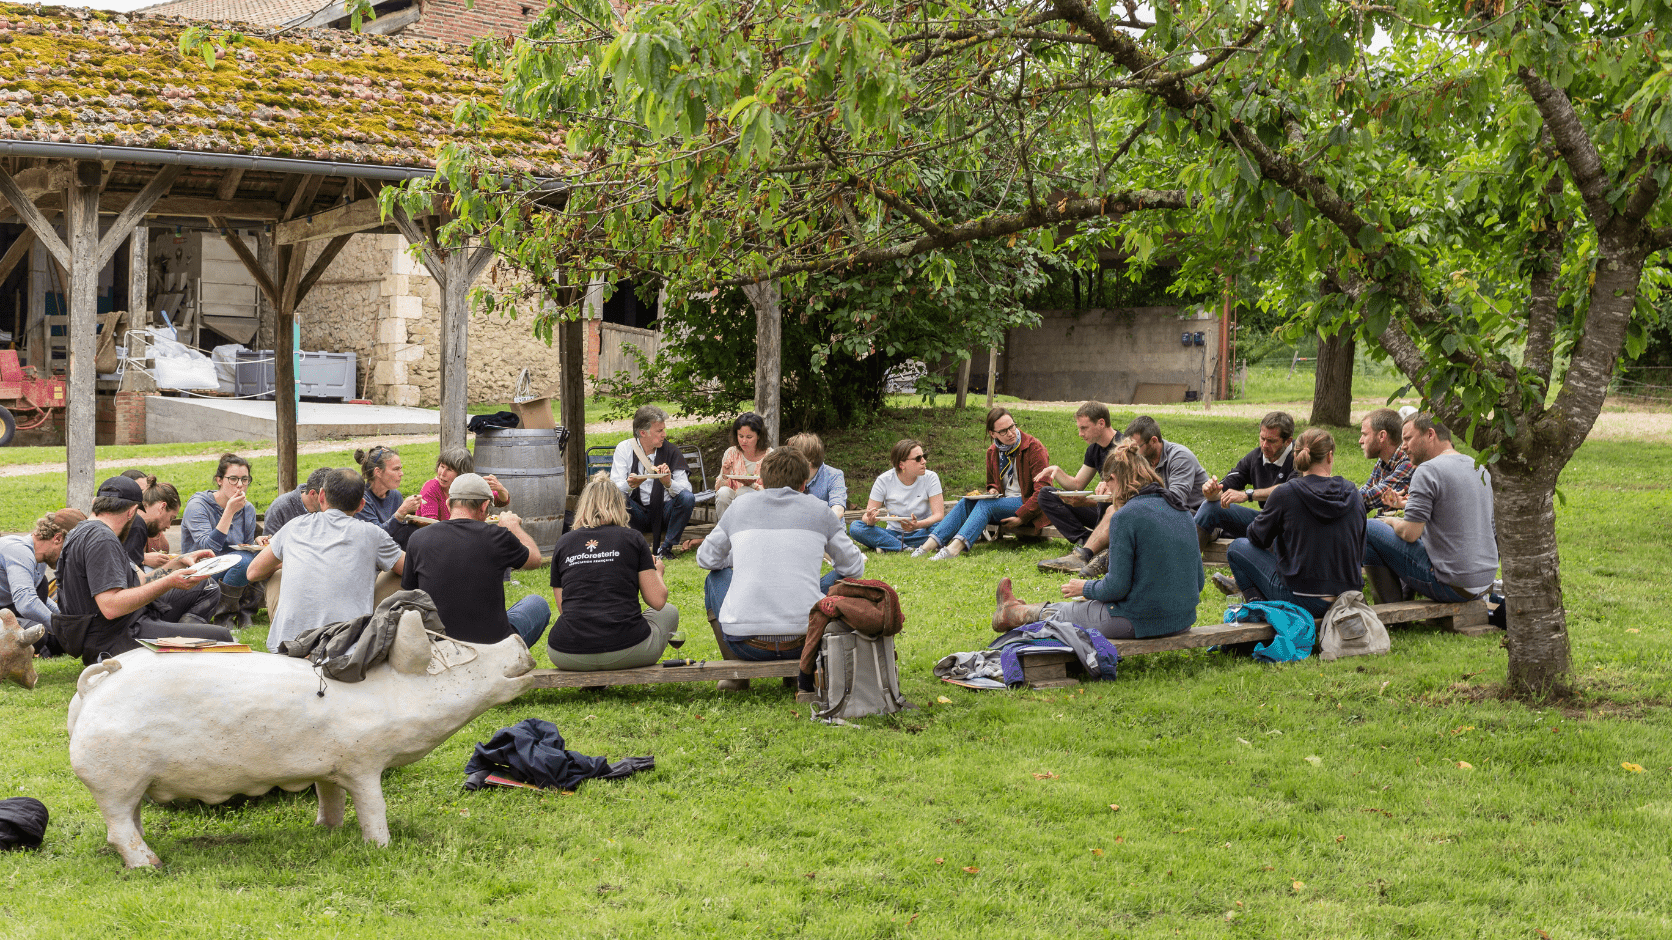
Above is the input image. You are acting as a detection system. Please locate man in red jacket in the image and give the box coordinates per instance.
[912,407,1051,560]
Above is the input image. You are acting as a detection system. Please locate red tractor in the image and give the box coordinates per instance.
[0,349,67,447]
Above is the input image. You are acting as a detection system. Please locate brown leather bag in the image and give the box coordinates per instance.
[800,578,905,675]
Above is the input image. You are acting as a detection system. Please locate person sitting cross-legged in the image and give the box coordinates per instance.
[247,469,405,652]
[1356,407,1416,515]
[848,439,945,553]
[992,442,1202,640]
[54,476,235,665]
[415,449,510,522]
[0,510,84,635]
[1195,411,1295,552]
[610,405,695,561]
[1215,428,1366,617]
[914,407,1051,560]
[699,448,865,688]
[1066,415,1210,580]
[546,472,679,671]
[262,466,333,538]
[401,473,549,649]
[125,477,219,625]
[1035,401,1124,572]
[785,431,848,518]
[180,453,267,628]
[714,411,772,521]
[1362,412,1499,604]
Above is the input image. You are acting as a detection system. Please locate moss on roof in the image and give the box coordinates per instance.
[0,2,569,173]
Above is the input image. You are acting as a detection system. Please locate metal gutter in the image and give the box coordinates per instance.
[0,139,436,181]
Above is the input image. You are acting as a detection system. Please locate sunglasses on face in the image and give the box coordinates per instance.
[909,454,928,463]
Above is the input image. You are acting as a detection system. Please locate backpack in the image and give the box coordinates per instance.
[813,622,910,722]
[1318,591,1389,661]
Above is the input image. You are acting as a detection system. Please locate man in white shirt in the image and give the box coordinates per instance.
[609,405,694,561]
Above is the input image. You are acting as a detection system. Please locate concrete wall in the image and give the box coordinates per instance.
[1004,307,1221,404]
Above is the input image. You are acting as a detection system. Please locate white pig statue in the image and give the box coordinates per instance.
[1,609,46,689]
[67,610,536,868]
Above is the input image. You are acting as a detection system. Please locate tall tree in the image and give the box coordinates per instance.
[429,0,1672,696]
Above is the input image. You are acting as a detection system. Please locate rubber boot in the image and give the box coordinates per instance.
[708,611,749,691]
[209,582,245,630]
[992,577,1048,633]
[1363,565,1405,607]
[237,580,264,628]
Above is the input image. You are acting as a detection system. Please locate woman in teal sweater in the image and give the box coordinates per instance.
[994,443,1203,639]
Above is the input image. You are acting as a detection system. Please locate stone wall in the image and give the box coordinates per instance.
[1003,307,1221,404]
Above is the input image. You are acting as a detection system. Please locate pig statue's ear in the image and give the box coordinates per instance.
[389,609,432,675]
[20,624,44,646]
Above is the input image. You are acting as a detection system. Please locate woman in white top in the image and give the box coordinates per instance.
[714,412,771,520]
[848,439,946,552]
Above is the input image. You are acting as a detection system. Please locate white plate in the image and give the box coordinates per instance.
[958,493,1004,500]
[182,554,241,578]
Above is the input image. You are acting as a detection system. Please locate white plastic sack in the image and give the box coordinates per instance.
[150,338,219,389]
[211,344,247,394]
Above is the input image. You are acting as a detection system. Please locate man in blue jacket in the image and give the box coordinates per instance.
[1196,411,1295,551]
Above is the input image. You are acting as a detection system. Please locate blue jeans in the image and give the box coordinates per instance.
[930,496,1024,547]
[1225,539,1335,618]
[704,566,840,617]
[848,521,930,553]
[625,489,695,554]
[1195,502,1259,540]
[213,550,258,588]
[507,595,551,648]
[1362,520,1474,603]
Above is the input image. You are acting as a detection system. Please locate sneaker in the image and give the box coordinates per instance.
[1037,547,1090,573]
[1211,572,1242,597]
[1078,549,1109,579]
[909,541,936,558]
[930,548,957,561]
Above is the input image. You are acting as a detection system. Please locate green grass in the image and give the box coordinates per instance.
[0,439,272,468]
[4,407,1671,937]
[1236,360,1414,405]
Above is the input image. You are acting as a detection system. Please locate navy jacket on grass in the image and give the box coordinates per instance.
[1081,485,1205,637]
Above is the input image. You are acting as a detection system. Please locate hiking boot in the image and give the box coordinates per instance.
[1038,545,1091,573]
[1078,549,1109,579]
[992,577,1048,632]
[1211,572,1242,597]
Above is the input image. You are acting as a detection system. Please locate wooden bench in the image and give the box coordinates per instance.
[527,659,800,690]
[1203,538,1232,566]
[1013,598,1492,688]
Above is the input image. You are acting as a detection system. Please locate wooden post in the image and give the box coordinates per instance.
[27,248,46,372]
[955,355,971,409]
[559,295,587,498]
[440,249,470,456]
[255,228,275,350]
[984,344,998,409]
[65,162,102,512]
[128,225,148,326]
[275,242,305,493]
[742,279,781,445]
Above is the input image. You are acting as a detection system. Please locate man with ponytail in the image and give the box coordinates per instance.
[1216,428,1366,617]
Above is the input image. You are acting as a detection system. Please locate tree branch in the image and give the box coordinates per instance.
[1518,66,1614,227]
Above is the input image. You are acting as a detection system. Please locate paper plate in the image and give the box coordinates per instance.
[182,554,242,578]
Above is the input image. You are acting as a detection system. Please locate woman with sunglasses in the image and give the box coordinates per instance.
[913,407,1051,560]
[849,439,945,552]
[180,453,267,628]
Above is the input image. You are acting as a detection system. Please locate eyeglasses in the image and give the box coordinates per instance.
[992,424,1017,436]
[222,476,252,485]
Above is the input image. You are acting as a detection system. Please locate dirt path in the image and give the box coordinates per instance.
[0,416,708,478]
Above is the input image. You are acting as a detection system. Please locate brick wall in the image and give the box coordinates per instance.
[408,0,535,43]
[1004,307,1221,404]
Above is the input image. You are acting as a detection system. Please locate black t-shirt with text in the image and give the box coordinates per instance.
[401,519,532,644]
[547,525,655,654]
[58,520,141,634]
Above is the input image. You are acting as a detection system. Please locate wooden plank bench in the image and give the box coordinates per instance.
[527,659,800,690]
[1203,538,1231,566]
[1012,598,1492,688]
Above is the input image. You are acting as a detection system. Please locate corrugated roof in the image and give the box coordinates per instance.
[0,2,571,174]
[136,0,324,28]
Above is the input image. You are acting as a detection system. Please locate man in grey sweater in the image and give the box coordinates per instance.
[697,447,866,687]
[262,466,333,537]
[1363,412,1499,603]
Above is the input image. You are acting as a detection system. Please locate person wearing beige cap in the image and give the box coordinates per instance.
[401,472,548,647]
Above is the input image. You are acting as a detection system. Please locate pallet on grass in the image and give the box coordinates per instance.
[527,659,799,690]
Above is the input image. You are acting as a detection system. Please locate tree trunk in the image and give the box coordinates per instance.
[1310,326,1354,427]
[1492,461,1571,697]
[743,279,781,445]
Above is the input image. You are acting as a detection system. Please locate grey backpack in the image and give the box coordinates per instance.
[1318,591,1390,661]
[814,622,909,722]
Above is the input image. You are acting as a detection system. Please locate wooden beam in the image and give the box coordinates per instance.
[283,174,323,224]
[95,165,180,269]
[527,658,800,689]
[0,230,34,285]
[439,248,471,455]
[559,293,587,499]
[0,163,71,269]
[215,167,246,202]
[289,0,349,28]
[211,215,281,307]
[292,234,352,307]
[274,197,387,245]
[128,225,148,325]
[65,162,101,513]
[465,245,496,284]
[32,192,286,221]
[390,207,445,285]
[275,240,308,493]
[363,4,421,34]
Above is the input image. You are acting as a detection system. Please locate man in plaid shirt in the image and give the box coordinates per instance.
[1358,408,1415,514]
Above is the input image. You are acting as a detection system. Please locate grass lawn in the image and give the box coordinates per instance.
[3,406,1670,937]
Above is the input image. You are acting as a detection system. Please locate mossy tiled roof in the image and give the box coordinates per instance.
[0,2,570,174]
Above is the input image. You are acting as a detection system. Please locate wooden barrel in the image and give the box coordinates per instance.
[472,428,568,555]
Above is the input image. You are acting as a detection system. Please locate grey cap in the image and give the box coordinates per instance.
[449,473,493,502]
